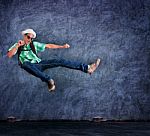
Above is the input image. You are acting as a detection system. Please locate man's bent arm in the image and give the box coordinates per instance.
[7,40,24,58]
[45,43,70,49]
[7,44,19,58]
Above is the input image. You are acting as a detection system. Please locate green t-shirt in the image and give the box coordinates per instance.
[8,41,46,64]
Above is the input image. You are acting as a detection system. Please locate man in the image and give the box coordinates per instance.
[7,29,100,92]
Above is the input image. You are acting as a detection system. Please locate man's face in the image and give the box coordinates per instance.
[23,33,34,45]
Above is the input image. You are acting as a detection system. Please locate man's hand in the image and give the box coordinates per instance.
[17,40,25,47]
[63,43,70,48]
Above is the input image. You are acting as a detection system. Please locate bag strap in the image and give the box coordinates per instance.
[30,41,38,57]
[17,46,23,65]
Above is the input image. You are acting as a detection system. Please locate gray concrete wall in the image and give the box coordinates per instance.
[0,0,150,120]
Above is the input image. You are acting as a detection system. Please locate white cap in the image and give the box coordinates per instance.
[21,29,36,38]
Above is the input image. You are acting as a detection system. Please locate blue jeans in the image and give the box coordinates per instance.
[21,58,88,83]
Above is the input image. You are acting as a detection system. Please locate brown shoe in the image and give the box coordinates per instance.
[88,58,101,74]
[48,79,55,92]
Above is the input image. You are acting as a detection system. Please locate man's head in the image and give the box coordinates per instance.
[21,29,36,45]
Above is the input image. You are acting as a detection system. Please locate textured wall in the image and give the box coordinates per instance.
[0,0,150,120]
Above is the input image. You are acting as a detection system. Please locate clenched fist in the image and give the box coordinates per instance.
[63,43,70,48]
[17,40,25,47]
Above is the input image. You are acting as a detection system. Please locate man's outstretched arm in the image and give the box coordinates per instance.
[45,43,70,49]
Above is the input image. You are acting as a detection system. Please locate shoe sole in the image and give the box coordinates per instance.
[89,58,101,74]
[49,85,56,92]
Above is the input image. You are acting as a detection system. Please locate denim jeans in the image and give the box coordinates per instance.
[21,58,88,83]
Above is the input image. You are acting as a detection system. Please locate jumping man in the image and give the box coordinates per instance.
[7,29,101,92]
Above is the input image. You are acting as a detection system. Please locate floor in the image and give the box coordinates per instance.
[0,121,149,136]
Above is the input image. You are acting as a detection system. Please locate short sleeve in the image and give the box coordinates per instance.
[33,41,46,52]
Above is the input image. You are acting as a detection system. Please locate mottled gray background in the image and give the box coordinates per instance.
[0,0,150,120]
